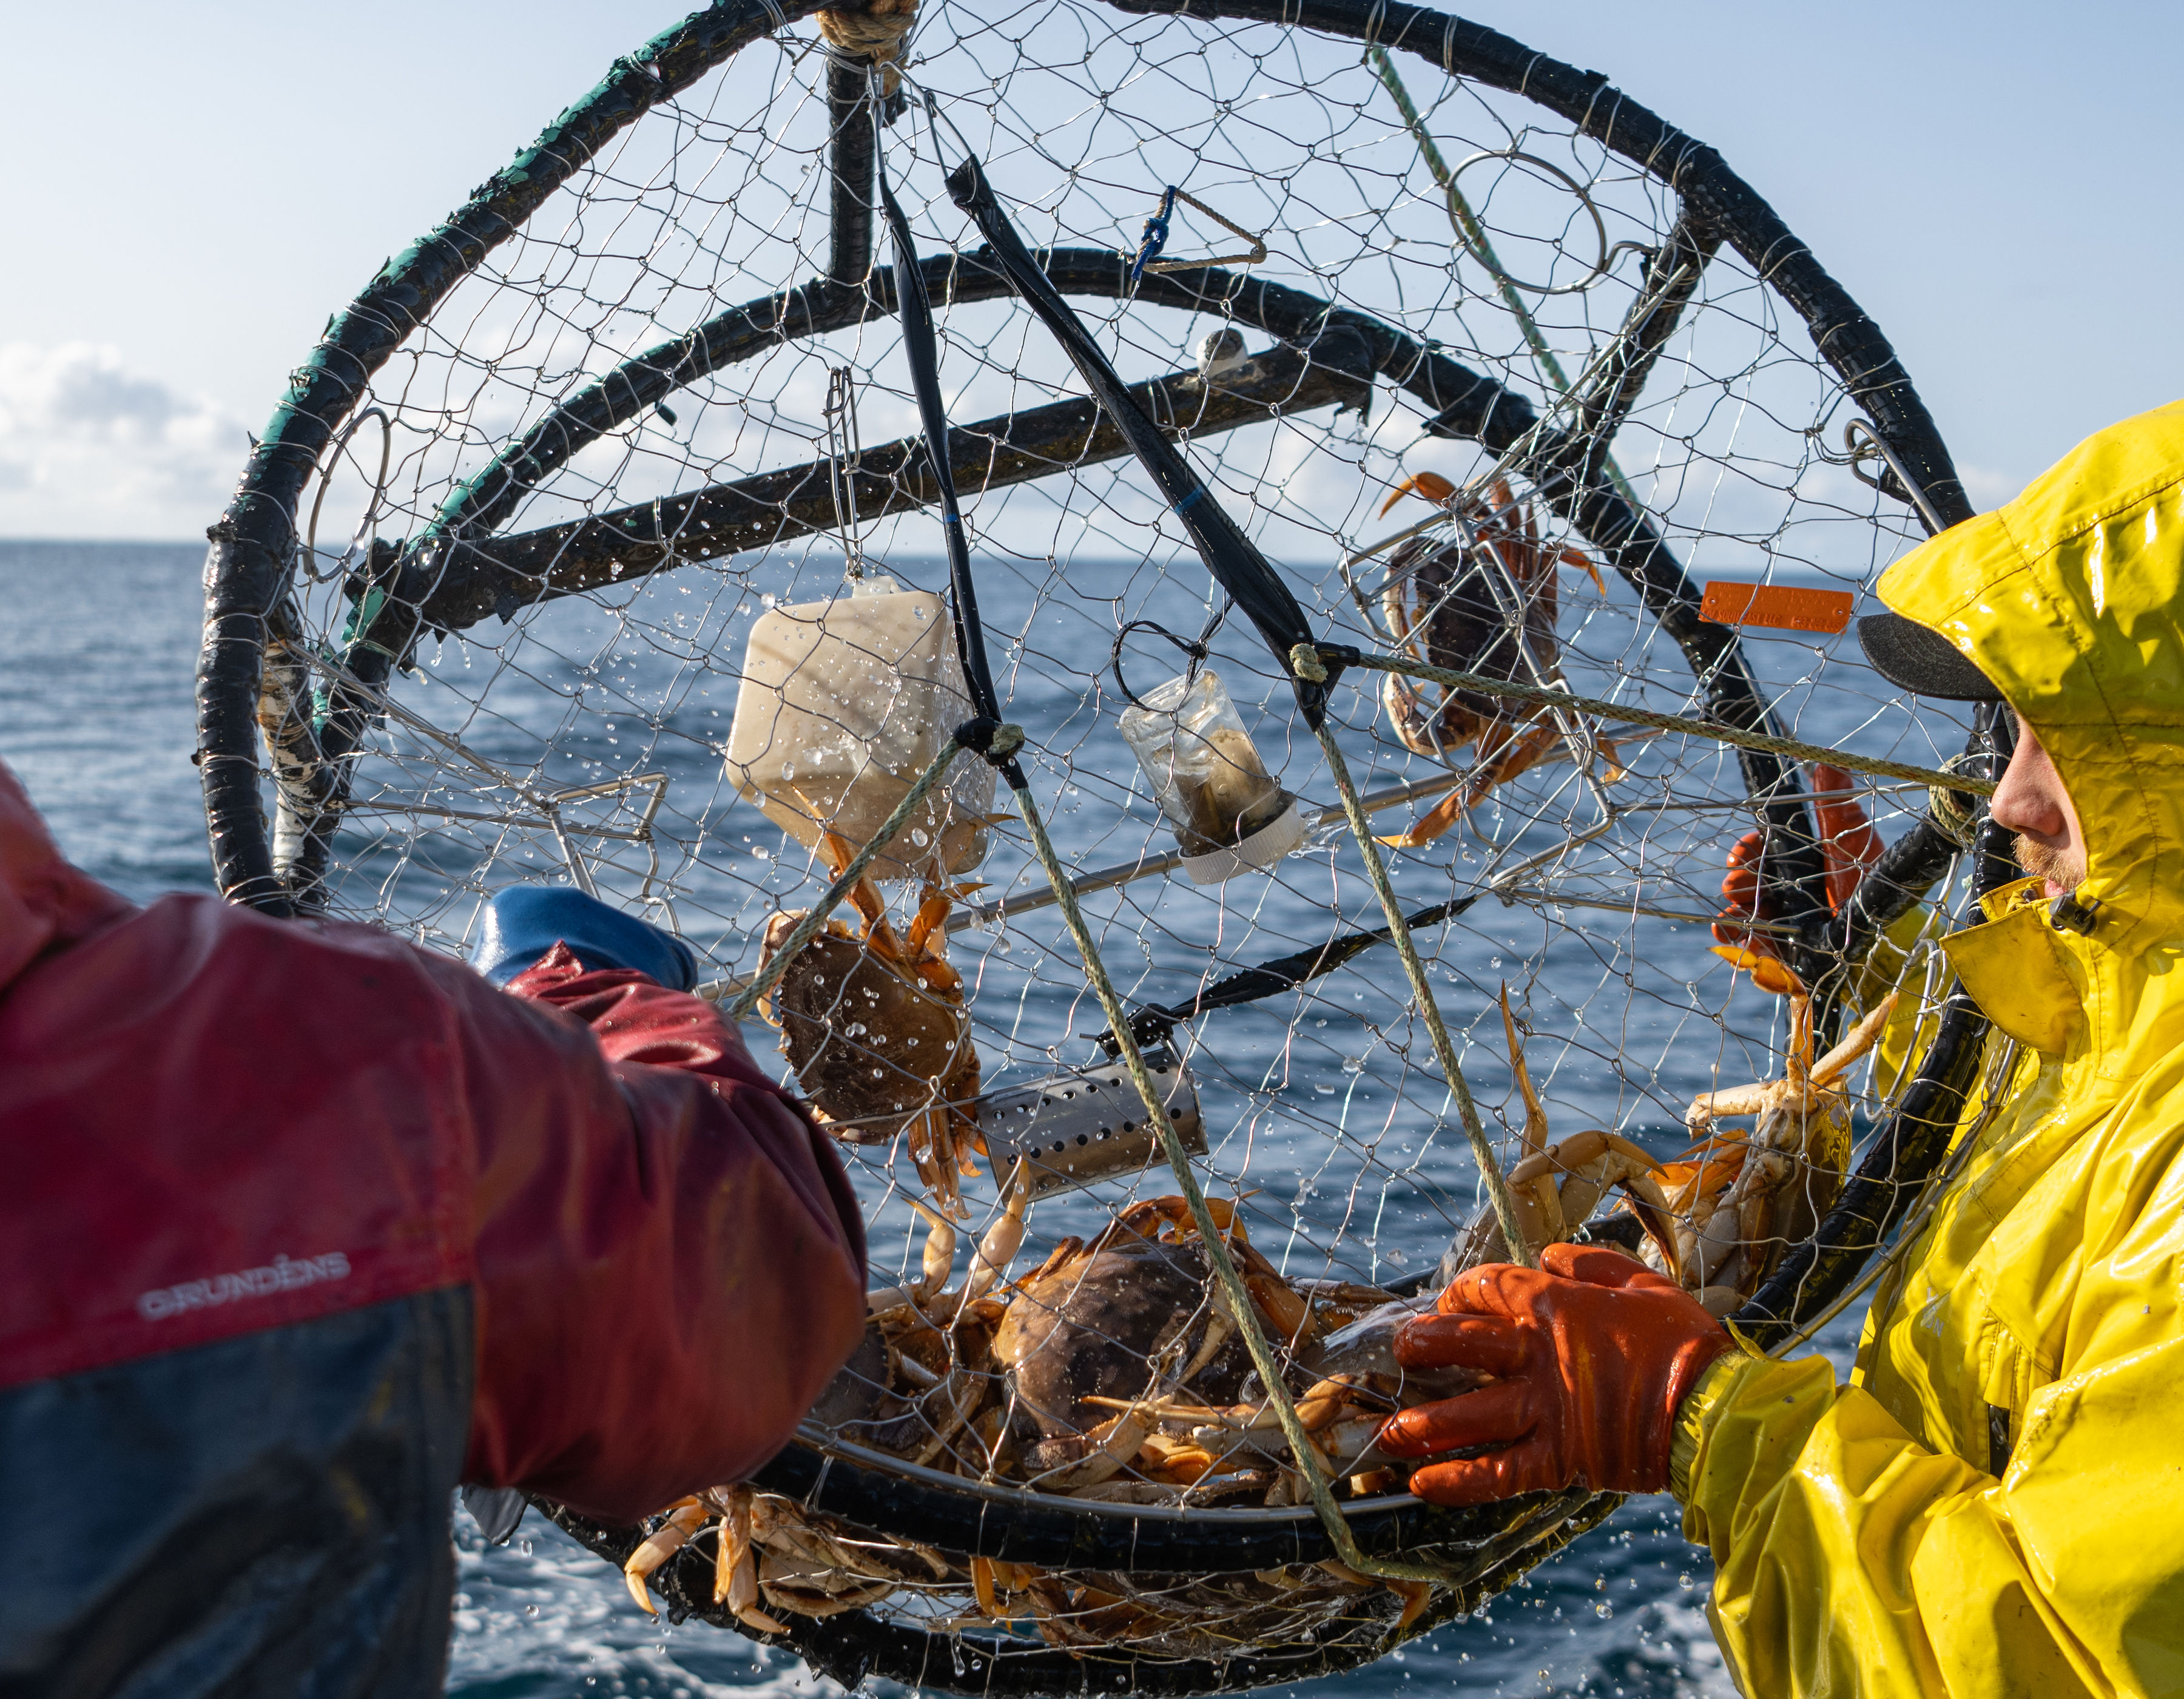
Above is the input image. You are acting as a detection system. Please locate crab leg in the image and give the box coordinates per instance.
[1498,987,1552,1159]
[958,1160,1030,1306]
[1811,993,1899,1087]
[713,1490,790,1633]
[1377,720,1564,850]
[624,1497,709,1616]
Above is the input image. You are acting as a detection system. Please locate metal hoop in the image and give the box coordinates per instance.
[300,407,391,584]
[1448,147,1611,296]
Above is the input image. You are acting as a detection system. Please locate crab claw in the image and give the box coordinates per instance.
[1376,470,1457,518]
[1812,765,1882,914]
[1710,943,1804,998]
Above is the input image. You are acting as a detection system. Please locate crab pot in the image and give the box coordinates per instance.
[725,575,995,877]
[1117,670,1303,882]
[973,1049,1206,1199]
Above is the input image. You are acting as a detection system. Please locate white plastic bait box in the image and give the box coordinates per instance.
[973,1050,1207,1199]
[725,575,995,878]
[1117,668,1303,883]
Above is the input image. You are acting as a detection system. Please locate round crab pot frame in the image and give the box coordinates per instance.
[198,0,2007,1688]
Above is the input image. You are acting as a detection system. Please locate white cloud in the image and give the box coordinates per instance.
[0,343,248,538]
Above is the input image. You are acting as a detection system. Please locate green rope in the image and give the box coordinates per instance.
[1367,44,1645,519]
[1307,717,1536,1272]
[726,737,979,1023]
[1007,779,1469,1586]
[1327,646,1997,797]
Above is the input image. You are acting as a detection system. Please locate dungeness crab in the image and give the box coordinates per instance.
[1646,988,1897,1312]
[758,819,983,1214]
[611,1191,1469,1643]
[1375,473,1619,850]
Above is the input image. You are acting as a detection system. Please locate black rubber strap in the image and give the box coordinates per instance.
[944,152,1332,729]
[1100,892,1480,1050]
[875,149,1023,785]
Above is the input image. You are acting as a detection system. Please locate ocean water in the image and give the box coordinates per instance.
[0,538,1896,1698]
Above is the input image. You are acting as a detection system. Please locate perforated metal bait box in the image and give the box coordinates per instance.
[972,1049,1206,1198]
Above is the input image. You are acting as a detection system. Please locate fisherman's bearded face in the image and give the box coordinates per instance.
[2013,830,2088,895]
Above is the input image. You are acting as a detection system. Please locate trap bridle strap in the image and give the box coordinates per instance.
[876,150,1023,788]
[943,152,1333,729]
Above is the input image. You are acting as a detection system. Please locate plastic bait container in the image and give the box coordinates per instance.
[1117,669,1303,884]
[725,575,995,878]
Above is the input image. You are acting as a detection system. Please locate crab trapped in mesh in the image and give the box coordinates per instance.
[213,0,2000,1673]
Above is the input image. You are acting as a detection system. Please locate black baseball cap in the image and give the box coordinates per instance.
[1856,612,2003,703]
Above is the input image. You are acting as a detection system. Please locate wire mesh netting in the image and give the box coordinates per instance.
[203,0,2001,1687]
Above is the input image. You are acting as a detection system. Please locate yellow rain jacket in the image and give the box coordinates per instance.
[1670,399,2184,1697]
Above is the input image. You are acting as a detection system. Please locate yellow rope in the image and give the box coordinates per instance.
[1308,720,1535,1270]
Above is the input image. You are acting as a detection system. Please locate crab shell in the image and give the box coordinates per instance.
[1650,995,1898,1311]
[1380,493,1562,761]
[760,916,975,1142]
[991,1237,1252,1470]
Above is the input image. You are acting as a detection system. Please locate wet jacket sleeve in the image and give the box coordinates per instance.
[1673,1289,2184,1697]
[438,943,868,1524]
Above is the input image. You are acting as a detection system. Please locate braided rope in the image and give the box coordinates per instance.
[817,0,917,96]
[1311,722,1535,1269]
[1310,646,1997,796]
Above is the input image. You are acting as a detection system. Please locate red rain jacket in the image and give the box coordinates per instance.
[0,758,866,1696]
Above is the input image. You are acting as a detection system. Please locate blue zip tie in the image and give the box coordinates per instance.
[1128,186,1179,288]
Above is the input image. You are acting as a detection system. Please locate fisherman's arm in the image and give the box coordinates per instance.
[425,890,868,1524]
[1677,1272,2183,1697]
[1385,1238,2184,1698]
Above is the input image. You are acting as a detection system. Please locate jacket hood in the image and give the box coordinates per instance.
[1879,398,2184,1059]
[0,760,135,988]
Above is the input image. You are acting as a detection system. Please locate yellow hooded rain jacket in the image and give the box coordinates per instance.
[1670,399,2184,1697]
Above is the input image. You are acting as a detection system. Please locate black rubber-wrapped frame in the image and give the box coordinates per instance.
[195,2,1994,1682]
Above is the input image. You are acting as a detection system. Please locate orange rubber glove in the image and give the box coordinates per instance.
[1375,1244,1734,1505]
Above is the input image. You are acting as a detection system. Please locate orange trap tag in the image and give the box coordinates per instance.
[1700,581,1854,634]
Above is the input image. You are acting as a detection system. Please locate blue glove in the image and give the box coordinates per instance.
[476,887,699,991]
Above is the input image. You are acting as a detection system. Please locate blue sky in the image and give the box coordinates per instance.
[1,0,2175,536]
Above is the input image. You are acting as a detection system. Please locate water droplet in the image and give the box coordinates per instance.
[1679,1572,1693,1590]
[911,828,929,846]
[1490,956,1502,968]
[1341,1055,1366,1075]
[1595,1601,1614,1619]
[525,1604,539,1617]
